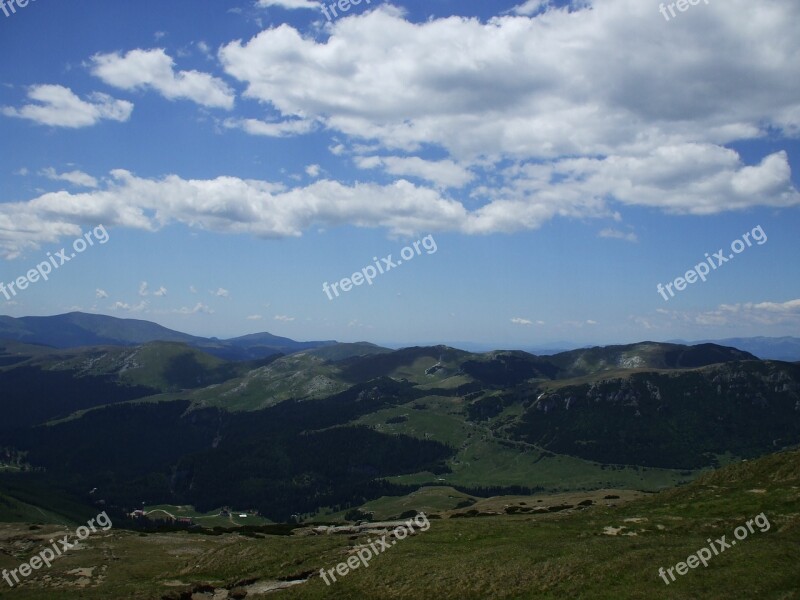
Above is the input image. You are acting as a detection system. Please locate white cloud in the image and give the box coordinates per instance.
[467,146,800,234]
[153,286,168,297]
[138,281,149,297]
[175,302,214,315]
[223,117,315,137]
[91,48,235,109]
[219,2,800,160]
[41,167,98,189]
[110,300,148,312]
[189,285,198,294]
[247,314,264,320]
[511,317,533,325]
[196,41,213,60]
[2,85,133,128]
[257,0,321,9]
[212,287,230,298]
[95,289,109,299]
[511,0,550,16]
[213,0,800,233]
[0,156,795,259]
[563,319,598,328]
[274,314,295,321]
[599,228,638,243]
[643,299,800,329]
[305,164,321,178]
[0,170,468,258]
[730,152,792,197]
[750,299,800,313]
[355,156,474,188]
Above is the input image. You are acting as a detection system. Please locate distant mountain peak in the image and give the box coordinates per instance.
[0,312,336,361]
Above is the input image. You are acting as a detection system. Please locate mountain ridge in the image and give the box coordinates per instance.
[0,312,338,360]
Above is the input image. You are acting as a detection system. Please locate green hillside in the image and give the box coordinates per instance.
[304,342,393,362]
[0,448,796,599]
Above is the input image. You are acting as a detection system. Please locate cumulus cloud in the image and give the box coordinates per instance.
[257,0,321,9]
[95,289,109,299]
[110,300,148,312]
[469,146,800,234]
[41,167,99,189]
[153,286,168,297]
[219,1,800,159]
[223,117,315,137]
[511,0,550,16]
[175,302,213,315]
[708,299,800,326]
[1,1,799,259]
[599,228,638,243]
[511,317,533,325]
[0,170,468,257]
[212,287,230,298]
[91,48,235,109]
[0,155,796,258]
[2,85,133,128]
[642,299,800,330]
[208,0,800,239]
[138,281,149,297]
[355,156,474,188]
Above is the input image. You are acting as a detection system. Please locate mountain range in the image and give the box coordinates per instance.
[1,312,799,525]
[3,312,800,361]
[675,336,800,362]
[0,312,338,360]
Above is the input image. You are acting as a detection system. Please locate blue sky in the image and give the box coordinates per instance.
[1,0,799,348]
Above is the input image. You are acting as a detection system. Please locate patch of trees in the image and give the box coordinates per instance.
[0,366,157,431]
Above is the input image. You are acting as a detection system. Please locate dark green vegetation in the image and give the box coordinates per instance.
[0,447,797,599]
[512,360,800,468]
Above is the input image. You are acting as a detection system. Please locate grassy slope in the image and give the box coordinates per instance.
[305,343,393,362]
[37,342,244,390]
[0,479,95,526]
[0,492,72,525]
[1,448,797,599]
[355,394,692,492]
[187,353,350,411]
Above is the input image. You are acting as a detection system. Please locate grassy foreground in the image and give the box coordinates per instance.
[1,448,798,599]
